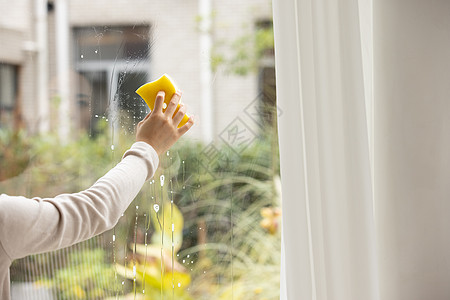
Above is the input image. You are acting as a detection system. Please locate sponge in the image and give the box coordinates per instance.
[136,74,189,128]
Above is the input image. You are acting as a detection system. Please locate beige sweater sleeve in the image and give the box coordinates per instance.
[0,141,159,260]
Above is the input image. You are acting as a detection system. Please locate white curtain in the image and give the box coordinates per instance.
[274,0,450,299]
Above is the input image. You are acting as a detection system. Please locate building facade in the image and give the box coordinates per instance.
[0,0,274,143]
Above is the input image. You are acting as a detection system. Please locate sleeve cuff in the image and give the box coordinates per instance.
[122,142,160,180]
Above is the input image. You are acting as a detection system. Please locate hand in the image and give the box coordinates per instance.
[136,91,195,155]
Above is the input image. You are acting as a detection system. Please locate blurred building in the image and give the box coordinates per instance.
[0,0,275,143]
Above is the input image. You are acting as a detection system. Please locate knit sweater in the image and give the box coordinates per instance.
[0,142,159,300]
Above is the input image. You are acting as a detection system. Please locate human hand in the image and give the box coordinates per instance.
[136,90,194,156]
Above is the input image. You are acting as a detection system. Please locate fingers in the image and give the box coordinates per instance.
[165,91,182,117]
[172,104,186,126]
[177,115,195,135]
[142,111,151,122]
[153,91,165,113]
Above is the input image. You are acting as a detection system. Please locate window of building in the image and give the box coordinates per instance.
[256,20,278,129]
[0,63,18,129]
[73,25,151,134]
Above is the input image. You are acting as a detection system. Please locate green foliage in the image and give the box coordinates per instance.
[114,133,281,300]
[2,119,281,299]
[212,25,274,75]
[38,249,116,300]
[116,203,194,300]
[255,25,275,58]
[0,129,31,182]
[165,134,281,300]
[150,202,184,253]
[0,120,130,197]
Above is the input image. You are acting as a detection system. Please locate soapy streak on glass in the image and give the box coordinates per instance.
[74,25,152,137]
[87,27,152,296]
[12,24,158,298]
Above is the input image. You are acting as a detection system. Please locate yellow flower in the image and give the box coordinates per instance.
[260,207,281,235]
[72,285,86,299]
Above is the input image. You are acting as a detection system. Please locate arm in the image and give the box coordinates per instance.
[0,142,157,259]
[0,90,194,260]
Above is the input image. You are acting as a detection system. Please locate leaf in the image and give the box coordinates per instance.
[134,244,186,273]
[151,202,184,253]
[116,262,191,293]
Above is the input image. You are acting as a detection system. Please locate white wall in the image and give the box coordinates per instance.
[375,1,450,299]
[0,0,40,132]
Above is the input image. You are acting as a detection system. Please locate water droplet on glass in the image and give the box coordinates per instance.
[133,265,137,277]
[172,224,175,232]
[94,114,99,118]
[112,234,116,242]
[110,145,115,150]
[163,103,167,109]
[160,175,165,187]
[136,205,139,210]
[178,283,181,288]
[187,254,190,258]
[80,54,84,58]
[183,259,185,263]
[95,50,98,53]
[166,151,170,156]
[153,204,160,213]
[105,118,108,122]
[122,281,125,285]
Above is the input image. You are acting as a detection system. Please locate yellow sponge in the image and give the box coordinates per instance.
[136,74,189,128]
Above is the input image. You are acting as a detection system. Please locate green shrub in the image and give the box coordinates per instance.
[3,122,281,299]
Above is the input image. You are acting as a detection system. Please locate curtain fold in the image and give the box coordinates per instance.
[273,0,378,299]
[275,0,450,299]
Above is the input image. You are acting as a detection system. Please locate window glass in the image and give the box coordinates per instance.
[0,63,18,129]
[73,26,151,61]
[1,2,280,299]
[74,25,151,133]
